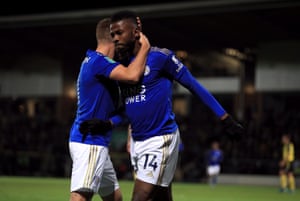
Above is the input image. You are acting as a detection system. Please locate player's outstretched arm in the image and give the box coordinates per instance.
[221,114,245,140]
[176,67,245,140]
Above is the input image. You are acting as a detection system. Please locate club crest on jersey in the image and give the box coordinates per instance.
[144,65,150,76]
[172,55,184,72]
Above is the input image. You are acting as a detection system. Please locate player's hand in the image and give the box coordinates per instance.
[79,119,113,135]
[221,115,244,140]
[138,32,150,51]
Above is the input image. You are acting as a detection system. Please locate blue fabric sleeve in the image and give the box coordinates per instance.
[161,52,227,118]
[110,112,129,127]
[110,115,124,127]
[177,68,227,118]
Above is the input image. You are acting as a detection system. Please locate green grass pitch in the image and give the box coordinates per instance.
[0,176,298,201]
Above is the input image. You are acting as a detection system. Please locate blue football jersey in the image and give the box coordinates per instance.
[121,47,226,141]
[207,149,223,166]
[119,47,178,141]
[69,49,120,146]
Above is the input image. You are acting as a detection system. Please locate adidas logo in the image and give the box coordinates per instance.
[146,171,154,178]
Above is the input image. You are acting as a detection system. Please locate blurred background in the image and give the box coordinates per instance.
[0,0,299,183]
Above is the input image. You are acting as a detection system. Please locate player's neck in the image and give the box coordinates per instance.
[96,44,114,58]
[133,42,142,56]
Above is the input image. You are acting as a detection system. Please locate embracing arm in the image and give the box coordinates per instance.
[79,108,128,136]
[109,32,150,83]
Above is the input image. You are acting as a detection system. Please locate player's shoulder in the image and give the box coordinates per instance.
[150,46,174,57]
[91,50,117,64]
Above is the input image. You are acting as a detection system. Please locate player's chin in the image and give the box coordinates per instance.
[115,44,127,49]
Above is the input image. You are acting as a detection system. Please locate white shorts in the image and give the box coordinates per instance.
[69,142,119,196]
[130,129,180,187]
[207,165,221,176]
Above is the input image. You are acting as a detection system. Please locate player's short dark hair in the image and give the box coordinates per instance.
[111,10,138,26]
[96,18,112,42]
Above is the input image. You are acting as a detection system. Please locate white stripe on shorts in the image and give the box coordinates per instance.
[83,145,99,188]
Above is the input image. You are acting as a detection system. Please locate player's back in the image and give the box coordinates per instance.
[70,50,120,146]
